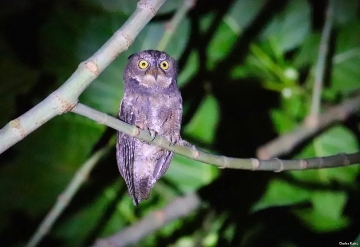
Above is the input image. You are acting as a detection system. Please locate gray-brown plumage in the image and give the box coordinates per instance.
[116,50,182,205]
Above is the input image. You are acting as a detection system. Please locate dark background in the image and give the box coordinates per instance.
[0,0,359,246]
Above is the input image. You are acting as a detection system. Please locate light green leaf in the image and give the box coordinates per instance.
[54,182,129,246]
[0,114,104,231]
[252,179,310,212]
[261,0,310,52]
[311,190,347,220]
[293,33,320,69]
[294,191,349,232]
[183,94,220,144]
[226,0,266,33]
[270,102,301,136]
[164,154,219,194]
[178,51,199,87]
[291,125,360,184]
[206,21,238,70]
[331,23,360,94]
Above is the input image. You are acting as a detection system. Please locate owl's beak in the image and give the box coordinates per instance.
[145,67,159,80]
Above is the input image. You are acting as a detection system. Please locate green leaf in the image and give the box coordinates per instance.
[294,191,349,232]
[206,21,238,70]
[331,22,360,94]
[0,38,40,126]
[355,233,360,244]
[226,0,266,33]
[178,51,199,87]
[0,114,104,231]
[311,191,347,220]
[291,125,360,184]
[54,182,129,246]
[252,179,310,212]
[164,154,219,194]
[183,94,220,144]
[261,0,310,53]
[333,0,359,25]
[313,127,360,184]
[293,33,320,69]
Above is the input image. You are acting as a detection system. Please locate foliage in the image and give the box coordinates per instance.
[0,0,359,246]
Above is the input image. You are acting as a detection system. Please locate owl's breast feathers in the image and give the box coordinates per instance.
[116,88,182,205]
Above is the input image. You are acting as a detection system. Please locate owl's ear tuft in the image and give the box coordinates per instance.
[128,54,135,60]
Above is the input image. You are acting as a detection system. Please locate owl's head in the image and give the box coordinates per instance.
[124,50,177,89]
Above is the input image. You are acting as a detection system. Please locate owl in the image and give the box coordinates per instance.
[116,50,182,206]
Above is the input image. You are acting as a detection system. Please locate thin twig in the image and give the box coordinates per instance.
[0,0,167,155]
[92,193,201,247]
[257,94,360,159]
[26,146,111,247]
[72,103,360,170]
[309,0,335,119]
[157,0,196,51]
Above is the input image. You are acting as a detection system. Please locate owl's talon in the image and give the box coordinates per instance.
[167,135,179,146]
[169,139,177,147]
[147,128,157,141]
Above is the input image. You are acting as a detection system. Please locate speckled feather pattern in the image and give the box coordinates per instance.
[116,50,182,205]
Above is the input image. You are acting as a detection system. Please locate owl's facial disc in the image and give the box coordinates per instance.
[138,66,172,88]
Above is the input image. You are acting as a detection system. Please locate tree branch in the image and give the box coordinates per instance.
[257,94,360,159]
[92,193,201,247]
[309,0,334,118]
[25,2,194,246]
[72,103,360,170]
[0,0,167,155]
[26,146,111,247]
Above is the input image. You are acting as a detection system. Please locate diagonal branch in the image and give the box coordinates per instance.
[0,0,167,155]
[92,193,201,247]
[72,103,360,170]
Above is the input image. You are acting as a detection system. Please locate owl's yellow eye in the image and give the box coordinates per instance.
[138,60,149,69]
[160,61,169,70]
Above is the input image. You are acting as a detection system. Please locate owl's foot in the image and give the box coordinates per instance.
[147,128,157,141]
[168,136,179,146]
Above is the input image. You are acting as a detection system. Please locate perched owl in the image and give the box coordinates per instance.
[116,50,182,205]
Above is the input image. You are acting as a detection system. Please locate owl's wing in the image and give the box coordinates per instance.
[154,151,174,180]
[116,99,136,198]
